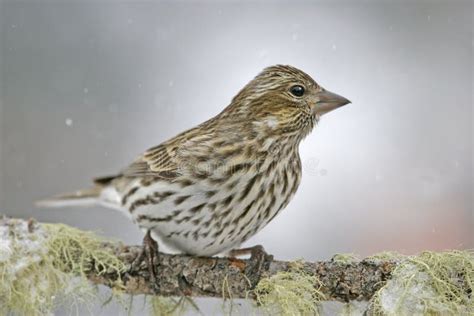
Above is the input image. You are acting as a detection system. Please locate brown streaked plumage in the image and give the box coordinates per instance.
[38,65,350,256]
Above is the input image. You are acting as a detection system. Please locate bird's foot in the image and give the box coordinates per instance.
[229,245,273,287]
[130,230,160,292]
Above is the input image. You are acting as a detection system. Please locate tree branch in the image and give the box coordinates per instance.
[99,244,396,301]
[0,216,396,302]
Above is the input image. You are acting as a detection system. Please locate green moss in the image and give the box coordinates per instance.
[44,223,127,277]
[220,273,252,315]
[254,261,325,316]
[371,250,474,315]
[150,296,194,316]
[0,221,127,316]
[331,253,360,264]
[150,296,177,316]
[366,251,403,262]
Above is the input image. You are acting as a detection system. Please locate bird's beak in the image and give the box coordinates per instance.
[312,89,351,116]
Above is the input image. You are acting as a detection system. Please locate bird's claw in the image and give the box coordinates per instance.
[229,244,273,287]
[130,230,160,292]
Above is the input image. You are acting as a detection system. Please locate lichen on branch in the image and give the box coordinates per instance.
[0,216,472,316]
[0,217,126,315]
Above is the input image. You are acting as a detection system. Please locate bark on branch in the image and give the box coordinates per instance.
[1,216,396,302]
[102,244,395,302]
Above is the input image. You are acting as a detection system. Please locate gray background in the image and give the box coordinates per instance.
[0,0,472,314]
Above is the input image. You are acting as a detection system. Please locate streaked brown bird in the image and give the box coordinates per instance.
[39,65,349,278]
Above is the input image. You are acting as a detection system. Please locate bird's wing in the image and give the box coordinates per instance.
[91,142,181,193]
[119,128,217,180]
[121,144,180,179]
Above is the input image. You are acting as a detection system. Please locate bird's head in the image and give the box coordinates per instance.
[223,65,350,140]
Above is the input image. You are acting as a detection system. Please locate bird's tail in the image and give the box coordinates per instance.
[37,175,123,210]
[36,187,103,208]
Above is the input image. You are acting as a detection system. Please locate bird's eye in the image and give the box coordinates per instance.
[290,85,305,97]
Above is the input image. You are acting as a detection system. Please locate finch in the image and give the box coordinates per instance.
[39,65,350,258]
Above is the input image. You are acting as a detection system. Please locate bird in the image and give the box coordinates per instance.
[38,65,349,280]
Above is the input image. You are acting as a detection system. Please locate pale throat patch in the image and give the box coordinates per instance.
[253,116,279,129]
[265,116,279,128]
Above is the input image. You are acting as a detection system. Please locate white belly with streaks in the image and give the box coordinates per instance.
[116,156,300,256]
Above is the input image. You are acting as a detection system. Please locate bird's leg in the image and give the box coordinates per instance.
[130,230,160,292]
[144,230,160,289]
[229,245,273,287]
